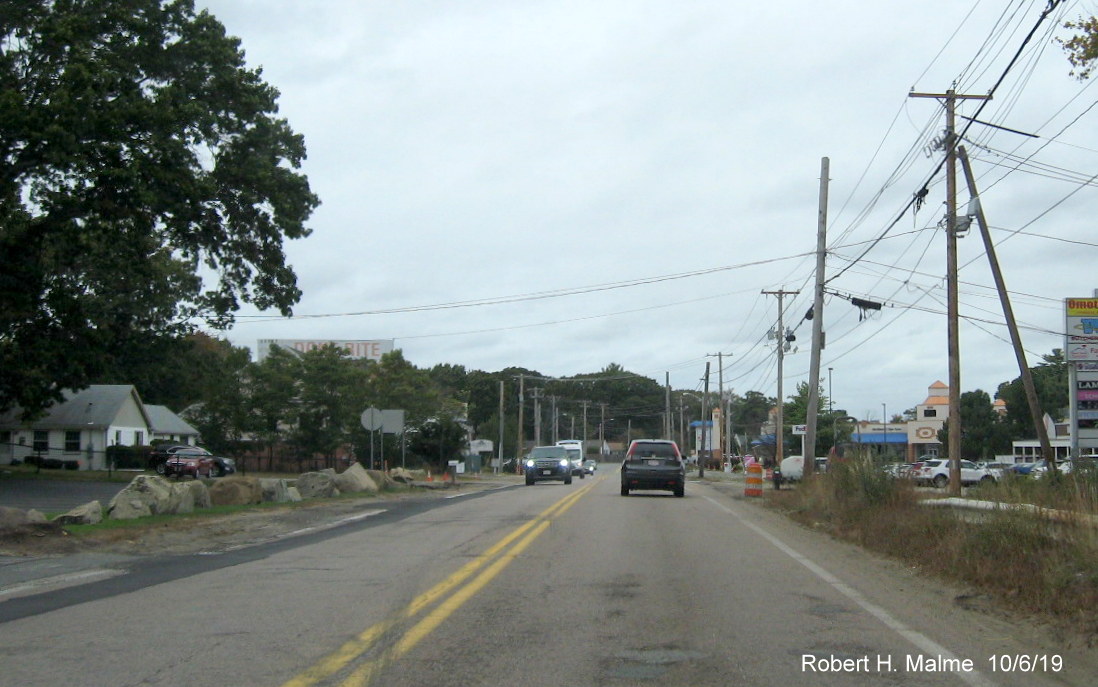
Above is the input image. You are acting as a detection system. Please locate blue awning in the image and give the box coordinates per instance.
[851,433,908,444]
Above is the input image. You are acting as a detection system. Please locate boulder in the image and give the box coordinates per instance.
[208,476,262,506]
[53,501,103,526]
[167,484,196,514]
[108,475,174,519]
[296,471,340,499]
[176,480,211,510]
[259,478,295,503]
[367,469,396,490]
[0,506,35,529]
[25,509,48,524]
[333,463,378,494]
[286,486,303,502]
[389,467,416,484]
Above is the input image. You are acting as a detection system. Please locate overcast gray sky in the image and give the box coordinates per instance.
[202,0,1098,422]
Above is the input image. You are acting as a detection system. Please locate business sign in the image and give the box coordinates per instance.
[257,339,394,362]
[1069,298,1098,445]
[1067,298,1098,362]
[791,424,807,435]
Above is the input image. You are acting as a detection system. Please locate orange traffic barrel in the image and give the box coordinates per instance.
[745,463,763,497]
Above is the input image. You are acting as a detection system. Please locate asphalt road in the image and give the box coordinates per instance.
[2,474,1095,686]
[0,477,131,512]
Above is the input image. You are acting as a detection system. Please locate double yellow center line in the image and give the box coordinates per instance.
[282,478,601,687]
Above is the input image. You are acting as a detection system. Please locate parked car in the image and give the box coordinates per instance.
[976,462,1012,481]
[915,459,996,487]
[620,439,685,497]
[149,445,234,477]
[524,446,573,485]
[1012,462,1040,475]
[163,453,215,479]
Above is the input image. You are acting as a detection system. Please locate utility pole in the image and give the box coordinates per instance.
[581,399,590,458]
[699,362,710,478]
[763,289,799,468]
[497,380,505,474]
[958,146,1054,470]
[910,88,990,495]
[706,353,732,468]
[804,157,829,478]
[531,387,544,446]
[599,402,608,458]
[515,374,525,472]
[665,372,672,440]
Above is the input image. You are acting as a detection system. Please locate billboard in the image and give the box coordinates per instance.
[1067,297,1098,446]
[1066,297,1098,362]
[257,339,394,362]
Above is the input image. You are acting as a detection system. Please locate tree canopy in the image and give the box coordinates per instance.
[0,0,318,416]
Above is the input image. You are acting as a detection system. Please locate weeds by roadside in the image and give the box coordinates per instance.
[768,456,1098,642]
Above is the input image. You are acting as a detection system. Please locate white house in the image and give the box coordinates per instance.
[0,385,180,470]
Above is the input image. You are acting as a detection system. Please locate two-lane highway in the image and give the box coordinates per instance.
[2,475,1094,686]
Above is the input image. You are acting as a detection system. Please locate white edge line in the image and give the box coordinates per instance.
[701,494,998,687]
[0,568,126,601]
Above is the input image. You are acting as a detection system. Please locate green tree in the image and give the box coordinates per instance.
[1061,15,1098,79]
[782,381,835,457]
[407,416,468,470]
[293,346,365,466]
[940,389,1012,460]
[244,345,301,470]
[178,338,252,454]
[0,0,318,417]
[731,390,775,441]
[995,349,1068,439]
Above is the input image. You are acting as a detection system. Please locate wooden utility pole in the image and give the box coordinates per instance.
[665,372,672,440]
[909,89,990,495]
[804,157,829,479]
[497,380,505,474]
[699,362,710,478]
[530,387,544,446]
[958,146,1055,470]
[515,374,524,472]
[763,289,799,467]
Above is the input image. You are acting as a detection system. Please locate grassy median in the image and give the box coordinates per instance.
[767,457,1098,641]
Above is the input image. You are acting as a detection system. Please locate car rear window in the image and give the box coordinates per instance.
[628,442,679,459]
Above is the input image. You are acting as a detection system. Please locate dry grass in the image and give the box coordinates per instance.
[770,457,1098,640]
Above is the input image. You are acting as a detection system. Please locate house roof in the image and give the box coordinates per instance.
[922,395,950,406]
[0,385,150,430]
[145,404,199,436]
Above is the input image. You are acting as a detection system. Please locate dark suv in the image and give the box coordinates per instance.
[524,446,574,485]
[621,439,685,497]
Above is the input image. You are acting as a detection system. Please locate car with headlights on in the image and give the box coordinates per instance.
[524,446,573,485]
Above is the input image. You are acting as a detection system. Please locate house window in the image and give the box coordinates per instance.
[134,431,144,446]
[115,430,122,445]
[923,408,937,418]
[65,431,81,453]
[33,430,49,452]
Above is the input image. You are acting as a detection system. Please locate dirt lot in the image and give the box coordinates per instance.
[0,480,505,559]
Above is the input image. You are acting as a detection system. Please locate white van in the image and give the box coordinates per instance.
[556,440,585,478]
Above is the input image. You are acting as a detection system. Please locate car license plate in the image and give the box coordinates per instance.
[541,469,552,475]
[646,459,660,466]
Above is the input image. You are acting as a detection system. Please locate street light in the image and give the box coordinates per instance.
[882,402,888,461]
[832,415,858,456]
[828,367,833,416]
